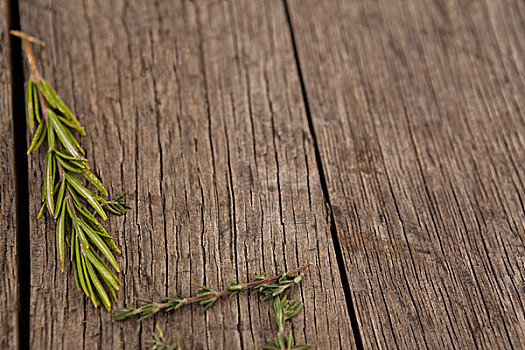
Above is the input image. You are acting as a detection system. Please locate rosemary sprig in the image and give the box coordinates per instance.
[113,262,312,321]
[11,30,128,311]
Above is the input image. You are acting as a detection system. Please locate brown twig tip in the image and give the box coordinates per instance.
[9,30,46,46]
[11,30,44,80]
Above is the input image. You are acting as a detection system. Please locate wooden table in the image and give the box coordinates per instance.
[1,0,524,349]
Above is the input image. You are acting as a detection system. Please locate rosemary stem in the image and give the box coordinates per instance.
[11,31,49,125]
[37,89,49,122]
[10,30,45,81]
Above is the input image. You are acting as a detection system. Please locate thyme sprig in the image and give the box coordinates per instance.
[123,262,313,350]
[11,30,128,311]
[146,326,183,350]
[144,296,311,350]
[263,295,312,350]
[113,262,312,321]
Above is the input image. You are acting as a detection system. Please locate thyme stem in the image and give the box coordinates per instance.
[176,261,312,306]
[113,262,312,321]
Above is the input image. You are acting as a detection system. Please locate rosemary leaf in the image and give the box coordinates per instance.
[26,76,35,133]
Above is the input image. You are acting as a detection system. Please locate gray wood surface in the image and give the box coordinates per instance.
[18,0,353,348]
[0,1,19,348]
[287,0,525,348]
[1,0,523,349]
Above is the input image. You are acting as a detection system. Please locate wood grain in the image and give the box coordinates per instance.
[286,0,525,348]
[18,0,354,348]
[0,2,19,348]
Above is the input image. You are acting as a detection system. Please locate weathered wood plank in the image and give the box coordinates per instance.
[19,0,354,348]
[0,2,19,348]
[287,0,525,348]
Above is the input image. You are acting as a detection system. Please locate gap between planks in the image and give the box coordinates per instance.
[282,0,365,348]
[7,0,31,349]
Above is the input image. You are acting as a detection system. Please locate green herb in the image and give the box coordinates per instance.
[11,30,129,311]
[113,262,312,320]
[114,262,313,349]
[146,326,183,350]
[262,295,312,350]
